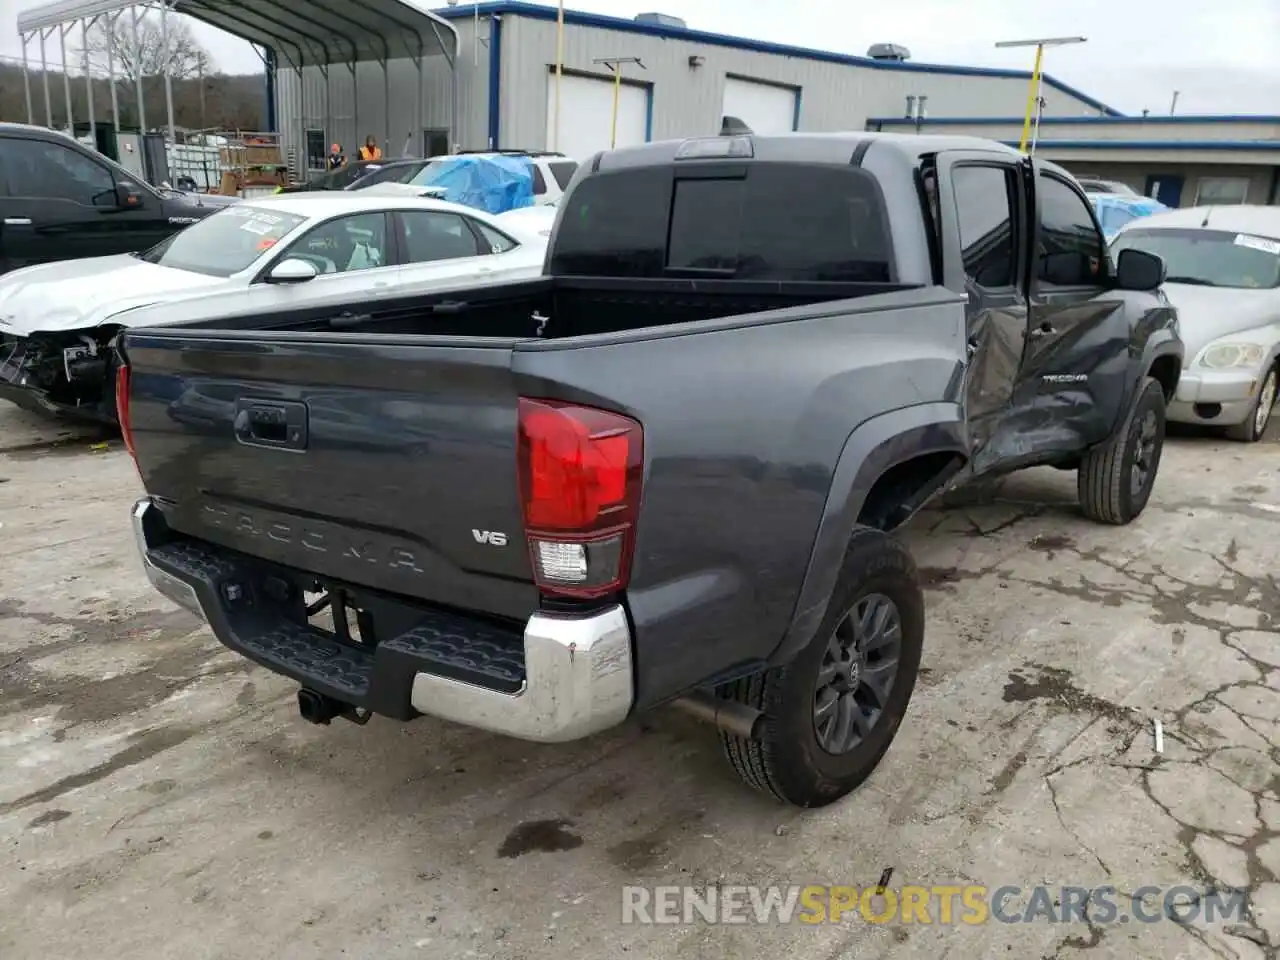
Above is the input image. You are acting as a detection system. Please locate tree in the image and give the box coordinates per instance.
[79,9,214,85]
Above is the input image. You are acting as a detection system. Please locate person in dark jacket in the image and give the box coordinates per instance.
[328,143,346,170]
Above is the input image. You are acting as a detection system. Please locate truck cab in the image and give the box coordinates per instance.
[0,122,227,274]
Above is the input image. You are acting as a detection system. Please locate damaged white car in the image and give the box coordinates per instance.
[1112,205,1280,442]
[0,193,549,421]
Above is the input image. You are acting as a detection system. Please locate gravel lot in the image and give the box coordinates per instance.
[1,401,1277,960]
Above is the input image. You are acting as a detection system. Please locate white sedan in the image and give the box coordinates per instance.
[0,193,548,421]
[496,201,559,239]
[1112,205,1280,442]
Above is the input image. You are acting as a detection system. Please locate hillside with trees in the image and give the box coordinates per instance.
[0,11,265,132]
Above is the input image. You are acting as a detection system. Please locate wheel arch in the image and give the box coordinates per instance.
[768,402,967,666]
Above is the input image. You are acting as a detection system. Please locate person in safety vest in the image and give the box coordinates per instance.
[359,135,382,161]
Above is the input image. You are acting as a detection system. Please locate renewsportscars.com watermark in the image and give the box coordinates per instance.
[621,884,1250,926]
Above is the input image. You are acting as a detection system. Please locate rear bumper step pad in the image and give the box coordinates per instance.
[131,498,634,742]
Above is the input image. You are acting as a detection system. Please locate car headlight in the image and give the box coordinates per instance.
[1199,342,1267,369]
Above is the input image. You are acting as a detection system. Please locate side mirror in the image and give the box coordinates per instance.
[116,181,143,208]
[1115,248,1165,291]
[266,258,319,284]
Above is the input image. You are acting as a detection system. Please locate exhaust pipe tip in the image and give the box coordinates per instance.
[670,690,763,740]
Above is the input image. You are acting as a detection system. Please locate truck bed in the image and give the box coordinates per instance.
[121,279,966,709]
[180,275,917,340]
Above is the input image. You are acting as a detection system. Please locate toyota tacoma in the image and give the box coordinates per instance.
[118,133,1181,806]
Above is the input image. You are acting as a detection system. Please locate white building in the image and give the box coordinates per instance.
[15,0,1280,204]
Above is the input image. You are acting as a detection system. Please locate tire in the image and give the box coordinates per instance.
[1078,376,1166,525]
[719,526,924,807]
[1225,365,1277,443]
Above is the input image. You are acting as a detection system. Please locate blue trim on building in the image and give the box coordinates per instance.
[792,89,802,132]
[263,48,277,132]
[486,13,502,148]
[873,114,1280,126]
[997,139,1280,151]
[644,84,654,142]
[431,1,1122,117]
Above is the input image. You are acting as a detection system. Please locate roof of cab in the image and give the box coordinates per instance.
[593,131,1023,174]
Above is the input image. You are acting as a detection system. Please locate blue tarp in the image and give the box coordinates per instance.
[1091,193,1168,240]
[420,155,535,215]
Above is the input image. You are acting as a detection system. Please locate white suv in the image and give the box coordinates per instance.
[362,151,579,206]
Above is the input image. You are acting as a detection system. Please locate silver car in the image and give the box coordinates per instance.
[1112,206,1280,442]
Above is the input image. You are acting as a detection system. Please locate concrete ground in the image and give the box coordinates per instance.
[0,401,1276,960]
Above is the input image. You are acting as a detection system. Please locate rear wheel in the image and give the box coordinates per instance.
[719,526,924,807]
[1225,365,1277,443]
[1078,376,1166,525]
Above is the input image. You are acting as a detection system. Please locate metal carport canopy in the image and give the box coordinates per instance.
[17,0,460,68]
[18,0,460,159]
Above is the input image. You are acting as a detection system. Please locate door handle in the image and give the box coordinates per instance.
[432,300,467,315]
[3,218,33,226]
[1028,321,1056,339]
[233,399,308,451]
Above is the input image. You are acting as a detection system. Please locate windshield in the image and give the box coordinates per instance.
[135,205,308,277]
[406,160,455,186]
[1112,227,1280,289]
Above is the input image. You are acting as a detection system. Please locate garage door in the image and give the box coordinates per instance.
[722,77,797,135]
[547,73,648,161]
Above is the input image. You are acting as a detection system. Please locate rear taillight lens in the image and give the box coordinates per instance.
[115,362,135,459]
[517,398,643,599]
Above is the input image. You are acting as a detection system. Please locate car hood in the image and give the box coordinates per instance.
[162,190,239,212]
[1164,283,1280,362]
[0,255,228,336]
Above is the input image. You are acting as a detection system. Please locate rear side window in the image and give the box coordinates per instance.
[549,161,579,189]
[551,163,892,281]
[531,165,547,195]
[951,165,1016,288]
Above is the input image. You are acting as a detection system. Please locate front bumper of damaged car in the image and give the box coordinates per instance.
[130,498,636,743]
[1168,368,1267,426]
[0,331,119,422]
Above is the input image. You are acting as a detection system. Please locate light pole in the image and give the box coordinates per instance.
[995,36,1086,154]
[552,0,564,151]
[591,56,645,149]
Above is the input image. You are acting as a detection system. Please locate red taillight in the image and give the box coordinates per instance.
[517,398,643,599]
[115,363,135,459]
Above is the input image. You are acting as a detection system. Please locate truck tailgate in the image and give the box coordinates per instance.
[122,330,538,621]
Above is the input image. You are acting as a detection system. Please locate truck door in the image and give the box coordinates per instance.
[933,151,1029,472]
[1019,162,1129,452]
[0,134,166,270]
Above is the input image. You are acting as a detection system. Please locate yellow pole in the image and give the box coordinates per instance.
[1018,43,1044,153]
[552,0,564,151]
[610,62,621,148]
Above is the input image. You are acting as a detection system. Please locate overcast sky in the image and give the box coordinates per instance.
[2,0,1277,115]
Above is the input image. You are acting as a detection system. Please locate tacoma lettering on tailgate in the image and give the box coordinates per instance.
[201,504,425,573]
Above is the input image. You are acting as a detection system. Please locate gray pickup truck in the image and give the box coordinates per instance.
[119,132,1181,807]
